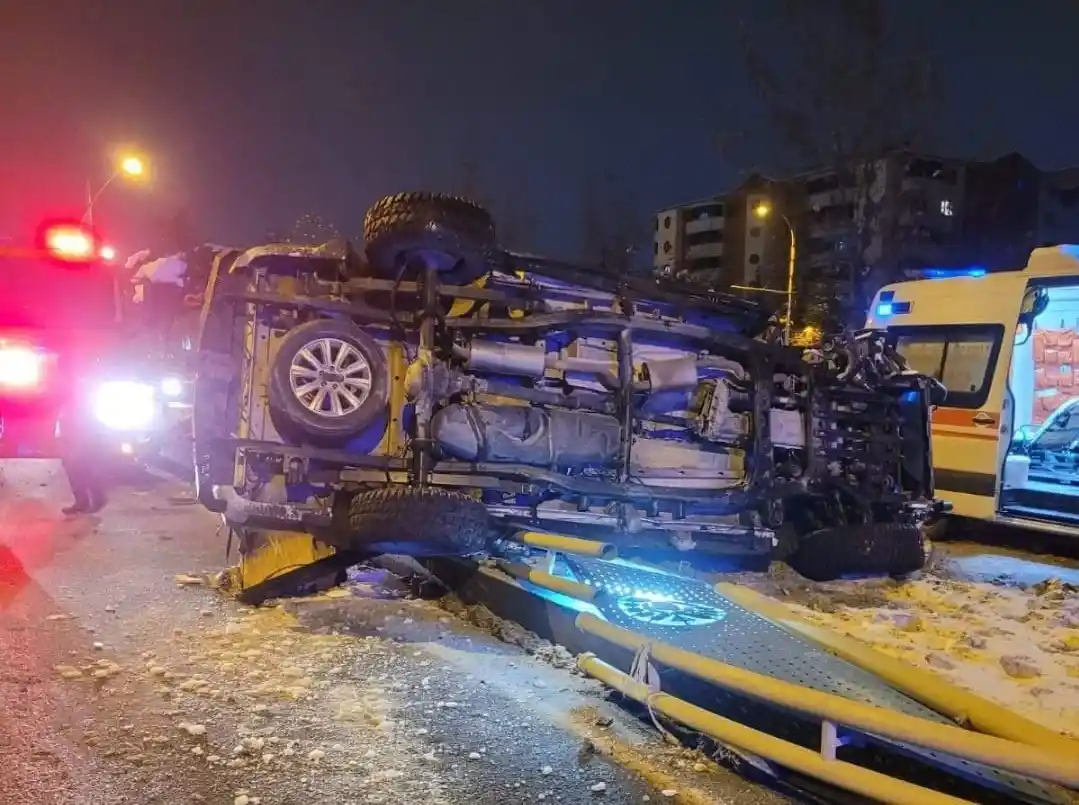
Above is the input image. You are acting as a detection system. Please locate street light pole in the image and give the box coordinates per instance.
[781,214,796,344]
[752,202,797,343]
[82,155,147,226]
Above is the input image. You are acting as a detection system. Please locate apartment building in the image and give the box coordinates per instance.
[655,150,1079,323]
[654,179,778,290]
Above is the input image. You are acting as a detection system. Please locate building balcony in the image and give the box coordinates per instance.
[684,216,724,234]
[686,242,724,259]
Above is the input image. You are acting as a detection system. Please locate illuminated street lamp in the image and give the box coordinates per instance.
[119,156,145,177]
[83,153,149,226]
[753,201,797,343]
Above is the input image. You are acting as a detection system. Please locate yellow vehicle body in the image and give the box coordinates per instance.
[866,245,1079,538]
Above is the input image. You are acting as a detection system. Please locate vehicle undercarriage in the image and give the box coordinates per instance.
[191,193,944,581]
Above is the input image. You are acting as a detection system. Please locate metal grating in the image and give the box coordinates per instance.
[565,557,1068,805]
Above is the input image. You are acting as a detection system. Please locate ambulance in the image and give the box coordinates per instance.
[866,245,1079,539]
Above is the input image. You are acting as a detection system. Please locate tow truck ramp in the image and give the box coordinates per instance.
[423,537,1079,805]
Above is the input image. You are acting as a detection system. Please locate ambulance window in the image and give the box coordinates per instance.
[892,324,1003,409]
[895,336,945,377]
[940,336,995,394]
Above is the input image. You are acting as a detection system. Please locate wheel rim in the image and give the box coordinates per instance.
[289,337,372,418]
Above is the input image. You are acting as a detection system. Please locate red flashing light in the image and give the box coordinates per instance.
[35,221,99,263]
[99,244,117,262]
[0,344,44,390]
[45,225,95,260]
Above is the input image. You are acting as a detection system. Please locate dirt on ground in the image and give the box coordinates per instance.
[0,462,792,805]
[717,542,1079,739]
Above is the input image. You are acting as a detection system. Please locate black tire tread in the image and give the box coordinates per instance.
[348,486,490,557]
[786,522,927,582]
[363,192,498,282]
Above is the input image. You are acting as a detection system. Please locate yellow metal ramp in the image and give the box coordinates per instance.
[519,554,1079,805]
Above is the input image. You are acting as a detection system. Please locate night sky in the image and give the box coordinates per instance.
[2,1,1077,257]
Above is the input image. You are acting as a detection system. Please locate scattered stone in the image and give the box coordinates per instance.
[925,652,956,671]
[175,574,204,586]
[1045,634,1079,654]
[45,614,69,621]
[178,722,206,737]
[92,642,105,651]
[1000,655,1042,679]
[468,752,481,760]
[541,765,553,776]
[590,782,607,793]
[892,613,924,632]
[307,748,326,763]
[661,790,678,798]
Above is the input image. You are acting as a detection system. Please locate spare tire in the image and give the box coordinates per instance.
[363,192,498,283]
[786,522,928,582]
[347,486,489,556]
[267,319,388,446]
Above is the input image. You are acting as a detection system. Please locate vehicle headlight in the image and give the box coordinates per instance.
[93,381,157,431]
[160,376,184,397]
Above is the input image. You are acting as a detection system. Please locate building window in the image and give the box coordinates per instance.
[749,226,762,237]
[663,216,672,229]
[805,175,840,195]
[653,242,658,255]
[748,254,761,265]
[940,200,954,217]
[688,256,723,270]
[663,241,672,254]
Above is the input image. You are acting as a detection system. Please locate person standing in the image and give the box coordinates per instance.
[58,348,108,516]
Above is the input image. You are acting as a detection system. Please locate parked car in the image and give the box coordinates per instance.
[192,193,943,581]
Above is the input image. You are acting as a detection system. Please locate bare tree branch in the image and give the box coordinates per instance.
[732,0,942,327]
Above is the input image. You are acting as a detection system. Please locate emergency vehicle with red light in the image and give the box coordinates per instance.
[0,221,189,464]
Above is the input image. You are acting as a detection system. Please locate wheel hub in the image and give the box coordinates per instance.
[288,337,373,418]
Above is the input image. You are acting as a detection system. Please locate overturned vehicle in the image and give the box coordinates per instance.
[193,193,944,582]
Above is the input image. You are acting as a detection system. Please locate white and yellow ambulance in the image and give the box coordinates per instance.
[865,245,1079,539]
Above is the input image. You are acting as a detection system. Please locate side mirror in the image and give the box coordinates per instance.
[1016,424,1038,442]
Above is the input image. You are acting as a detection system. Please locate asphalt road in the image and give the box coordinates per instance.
[0,460,795,805]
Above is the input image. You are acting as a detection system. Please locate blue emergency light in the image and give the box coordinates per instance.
[874,290,911,317]
[921,266,986,279]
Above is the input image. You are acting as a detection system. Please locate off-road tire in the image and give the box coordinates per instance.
[267,319,389,446]
[786,522,928,582]
[347,486,490,557]
[363,192,498,283]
